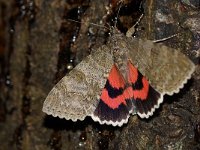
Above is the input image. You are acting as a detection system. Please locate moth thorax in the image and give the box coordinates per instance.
[113,47,127,62]
[112,49,128,80]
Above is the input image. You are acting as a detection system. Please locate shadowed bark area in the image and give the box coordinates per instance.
[0,0,199,150]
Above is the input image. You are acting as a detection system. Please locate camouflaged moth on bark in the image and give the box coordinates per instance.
[42,27,195,127]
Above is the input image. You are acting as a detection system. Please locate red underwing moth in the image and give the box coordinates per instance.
[42,27,195,127]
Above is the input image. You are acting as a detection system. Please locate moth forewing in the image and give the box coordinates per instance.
[127,38,195,95]
[42,46,114,121]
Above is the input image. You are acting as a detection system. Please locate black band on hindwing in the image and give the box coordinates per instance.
[105,80,124,98]
[131,71,143,90]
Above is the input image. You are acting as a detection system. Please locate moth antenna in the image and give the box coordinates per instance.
[153,33,179,43]
[126,14,144,37]
[67,18,109,31]
[114,0,124,27]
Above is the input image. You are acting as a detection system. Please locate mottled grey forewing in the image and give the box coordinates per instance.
[42,46,113,121]
[128,38,195,95]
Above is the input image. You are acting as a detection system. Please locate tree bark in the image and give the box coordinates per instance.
[0,0,199,150]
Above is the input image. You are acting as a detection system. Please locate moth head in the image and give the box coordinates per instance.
[107,27,127,47]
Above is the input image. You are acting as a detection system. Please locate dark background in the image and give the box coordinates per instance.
[0,0,199,149]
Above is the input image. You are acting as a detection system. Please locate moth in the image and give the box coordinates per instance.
[42,27,195,127]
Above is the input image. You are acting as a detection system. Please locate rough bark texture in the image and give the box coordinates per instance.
[0,0,199,150]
